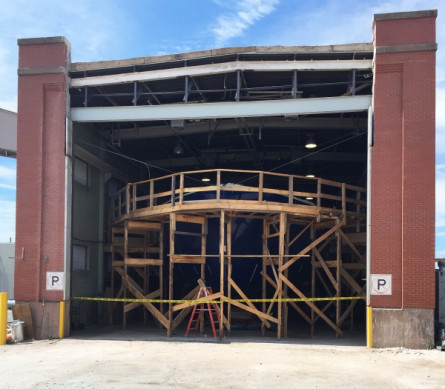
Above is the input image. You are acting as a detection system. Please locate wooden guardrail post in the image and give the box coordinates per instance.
[149,180,154,210]
[341,183,346,221]
[125,185,130,215]
[288,176,293,206]
[259,172,264,203]
[216,170,221,201]
[171,175,176,206]
[179,173,184,205]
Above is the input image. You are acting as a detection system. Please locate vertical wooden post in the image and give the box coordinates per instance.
[356,191,361,232]
[132,184,136,212]
[310,223,315,337]
[149,180,154,210]
[336,220,342,338]
[341,183,346,222]
[261,218,267,336]
[168,213,176,337]
[200,217,207,334]
[216,170,221,201]
[200,218,207,284]
[125,185,130,215]
[159,225,164,315]
[110,229,115,326]
[123,220,129,330]
[143,231,148,325]
[283,221,290,337]
[171,175,176,206]
[219,210,225,339]
[350,304,354,330]
[288,176,293,206]
[316,180,321,222]
[227,215,232,333]
[179,173,184,205]
[259,172,264,203]
[118,191,122,218]
[277,212,286,339]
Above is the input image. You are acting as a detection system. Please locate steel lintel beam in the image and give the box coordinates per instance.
[71,95,371,123]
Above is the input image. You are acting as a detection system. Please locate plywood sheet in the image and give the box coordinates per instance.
[12,303,35,339]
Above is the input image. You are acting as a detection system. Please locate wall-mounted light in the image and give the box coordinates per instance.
[305,134,317,149]
[173,142,184,155]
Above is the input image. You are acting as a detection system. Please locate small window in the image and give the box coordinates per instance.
[74,158,88,186]
[73,244,88,271]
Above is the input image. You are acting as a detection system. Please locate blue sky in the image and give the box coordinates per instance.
[0,0,444,257]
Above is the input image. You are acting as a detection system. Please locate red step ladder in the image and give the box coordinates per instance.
[185,286,224,338]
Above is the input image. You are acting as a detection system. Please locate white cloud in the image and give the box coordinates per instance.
[0,183,15,190]
[211,0,279,45]
[0,165,16,180]
[0,0,128,112]
[0,165,16,192]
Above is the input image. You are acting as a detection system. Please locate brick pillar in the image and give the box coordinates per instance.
[15,37,71,338]
[371,10,436,348]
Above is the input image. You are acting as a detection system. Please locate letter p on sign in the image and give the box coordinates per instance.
[46,272,64,291]
[370,274,392,295]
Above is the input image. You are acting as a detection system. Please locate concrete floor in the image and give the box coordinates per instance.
[70,323,367,347]
[1,326,444,388]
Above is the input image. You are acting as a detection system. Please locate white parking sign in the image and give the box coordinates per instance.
[370,274,392,295]
[46,272,64,291]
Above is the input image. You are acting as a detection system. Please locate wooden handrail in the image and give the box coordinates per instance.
[114,169,366,221]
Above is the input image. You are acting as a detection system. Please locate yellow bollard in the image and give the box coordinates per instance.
[366,306,373,348]
[59,300,65,339]
[0,292,7,345]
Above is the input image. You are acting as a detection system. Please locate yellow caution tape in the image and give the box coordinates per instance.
[72,296,364,304]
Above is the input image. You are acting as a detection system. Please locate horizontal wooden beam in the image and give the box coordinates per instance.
[172,292,222,312]
[124,258,163,266]
[175,214,206,225]
[171,255,206,265]
[314,261,365,269]
[127,221,162,230]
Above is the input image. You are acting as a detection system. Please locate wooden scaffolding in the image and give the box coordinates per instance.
[109,169,367,338]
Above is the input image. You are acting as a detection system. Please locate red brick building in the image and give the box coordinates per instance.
[15,10,436,347]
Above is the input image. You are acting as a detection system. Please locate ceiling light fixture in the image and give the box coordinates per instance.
[202,177,211,182]
[305,197,314,200]
[305,134,317,149]
[305,173,315,178]
[173,142,184,155]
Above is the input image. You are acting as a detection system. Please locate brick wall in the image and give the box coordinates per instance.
[14,38,70,302]
[371,11,436,309]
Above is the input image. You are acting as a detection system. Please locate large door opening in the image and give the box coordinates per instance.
[68,46,371,341]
